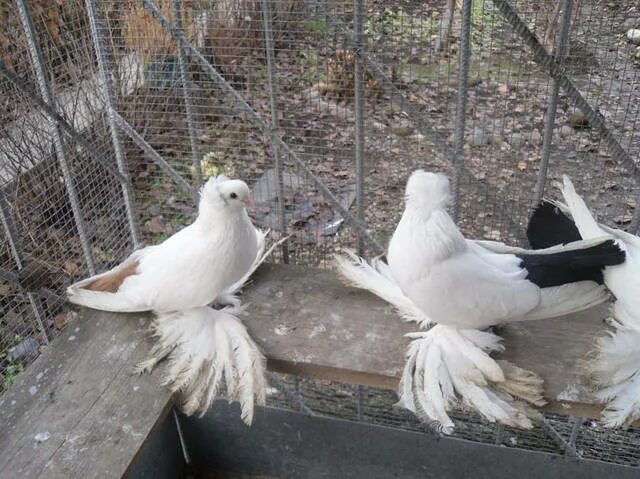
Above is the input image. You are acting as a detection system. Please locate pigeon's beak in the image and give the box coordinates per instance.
[242,198,255,209]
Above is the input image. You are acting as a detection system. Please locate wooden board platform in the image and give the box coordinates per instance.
[0,310,174,479]
[0,263,618,478]
[244,264,612,419]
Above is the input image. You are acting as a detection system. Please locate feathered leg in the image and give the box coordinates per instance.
[136,307,266,425]
[335,251,545,432]
[400,326,544,433]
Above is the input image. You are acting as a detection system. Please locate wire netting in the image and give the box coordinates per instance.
[266,373,640,467]
[1,0,639,465]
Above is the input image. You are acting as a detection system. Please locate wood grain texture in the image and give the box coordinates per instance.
[0,263,619,479]
[243,264,612,418]
[0,310,174,479]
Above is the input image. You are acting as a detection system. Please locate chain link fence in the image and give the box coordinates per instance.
[1,0,639,465]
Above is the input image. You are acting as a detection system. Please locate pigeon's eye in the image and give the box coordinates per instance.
[230,192,237,199]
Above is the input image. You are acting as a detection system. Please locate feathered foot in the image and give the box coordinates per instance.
[397,325,545,433]
[212,293,242,310]
[589,314,640,428]
[136,307,266,425]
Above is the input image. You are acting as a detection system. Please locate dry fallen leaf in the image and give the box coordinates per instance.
[0,283,11,296]
[63,261,80,276]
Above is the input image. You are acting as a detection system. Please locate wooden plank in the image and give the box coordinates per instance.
[0,309,174,479]
[0,262,618,479]
[243,264,612,419]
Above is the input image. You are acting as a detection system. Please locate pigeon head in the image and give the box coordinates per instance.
[200,176,253,213]
[404,170,451,212]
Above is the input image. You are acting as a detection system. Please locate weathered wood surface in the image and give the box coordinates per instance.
[0,310,174,479]
[0,262,618,479]
[244,264,612,419]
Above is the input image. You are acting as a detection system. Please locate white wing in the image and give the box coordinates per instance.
[66,246,156,312]
[405,248,540,329]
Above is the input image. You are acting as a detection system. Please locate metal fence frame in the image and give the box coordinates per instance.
[2,0,637,267]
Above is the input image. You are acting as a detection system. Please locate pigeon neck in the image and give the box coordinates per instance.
[405,201,441,220]
[195,201,236,230]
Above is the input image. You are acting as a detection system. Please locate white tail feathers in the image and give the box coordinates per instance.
[399,326,544,433]
[589,320,640,428]
[134,307,266,424]
[558,175,604,240]
[522,282,609,321]
[334,250,431,327]
[552,176,640,427]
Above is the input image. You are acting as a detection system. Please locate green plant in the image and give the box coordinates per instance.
[365,8,438,47]
[3,364,24,390]
[1,334,25,392]
[305,20,328,35]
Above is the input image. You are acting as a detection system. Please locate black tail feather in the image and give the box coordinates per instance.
[527,201,582,249]
[517,239,625,288]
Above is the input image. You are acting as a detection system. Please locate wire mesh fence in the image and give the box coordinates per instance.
[1,0,639,464]
[265,373,640,467]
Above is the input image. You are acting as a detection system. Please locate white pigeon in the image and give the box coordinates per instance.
[388,170,623,331]
[527,175,640,427]
[134,306,266,425]
[67,176,261,313]
[336,169,624,431]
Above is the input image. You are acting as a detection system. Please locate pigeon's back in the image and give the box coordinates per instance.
[388,186,540,329]
[123,214,258,312]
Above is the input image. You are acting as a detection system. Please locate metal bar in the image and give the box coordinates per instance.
[451,0,473,221]
[113,112,198,201]
[17,0,96,275]
[0,189,50,344]
[173,0,202,186]
[142,0,385,255]
[266,372,314,416]
[493,423,504,445]
[260,0,289,263]
[353,0,366,255]
[491,0,640,185]
[567,416,581,450]
[173,409,192,465]
[0,59,128,184]
[629,195,640,234]
[0,265,65,304]
[85,0,141,248]
[532,0,573,208]
[302,0,527,242]
[541,417,581,458]
[356,385,365,421]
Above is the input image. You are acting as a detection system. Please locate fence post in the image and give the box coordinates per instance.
[173,0,202,186]
[142,0,385,254]
[629,194,640,234]
[532,0,572,208]
[451,0,473,222]
[85,0,141,248]
[16,0,96,275]
[260,0,289,263]
[0,189,50,344]
[353,0,366,255]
